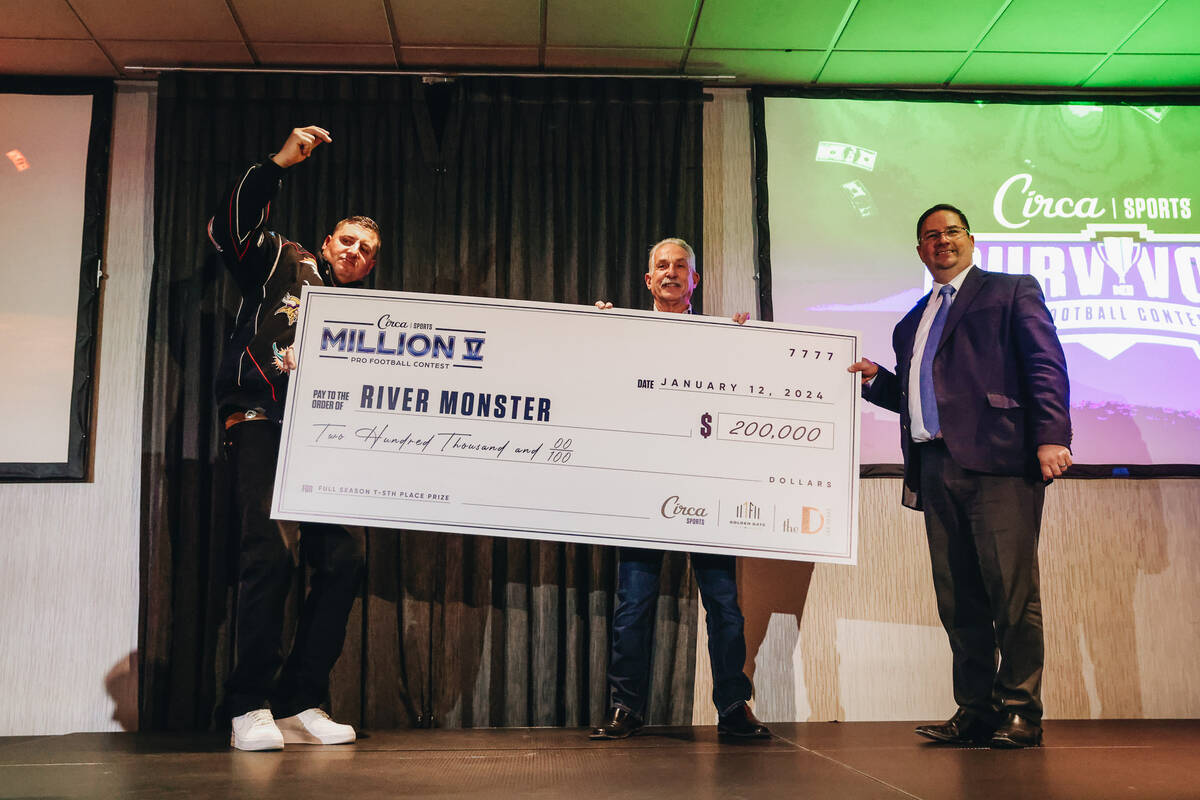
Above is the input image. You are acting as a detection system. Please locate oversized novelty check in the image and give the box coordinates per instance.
[272,288,861,564]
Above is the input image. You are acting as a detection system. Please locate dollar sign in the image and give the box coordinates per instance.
[700,412,712,439]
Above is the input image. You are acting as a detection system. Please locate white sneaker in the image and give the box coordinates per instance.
[275,708,356,745]
[231,708,284,751]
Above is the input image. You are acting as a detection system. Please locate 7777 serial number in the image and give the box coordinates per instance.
[789,348,836,360]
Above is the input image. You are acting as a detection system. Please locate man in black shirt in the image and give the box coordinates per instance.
[207,125,378,751]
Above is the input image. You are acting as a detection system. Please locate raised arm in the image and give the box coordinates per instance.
[206,125,332,283]
[270,125,332,169]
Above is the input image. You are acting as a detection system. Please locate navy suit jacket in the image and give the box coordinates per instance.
[864,267,1072,510]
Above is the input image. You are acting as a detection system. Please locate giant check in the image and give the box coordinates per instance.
[272,287,861,564]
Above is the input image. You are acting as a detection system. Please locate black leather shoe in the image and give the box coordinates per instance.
[915,708,996,744]
[989,713,1043,748]
[589,707,644,740]
[717,704,771,738]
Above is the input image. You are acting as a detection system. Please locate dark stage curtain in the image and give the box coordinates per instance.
[141,73,705,731]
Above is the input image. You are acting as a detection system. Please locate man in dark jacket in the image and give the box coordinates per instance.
[207,125,378,751]
[850,204,1072,749]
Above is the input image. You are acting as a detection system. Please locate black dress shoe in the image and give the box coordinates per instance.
[717,704,771,738]
[915,708,996,744]
[589,707,644,740]
[989,713,1043,748]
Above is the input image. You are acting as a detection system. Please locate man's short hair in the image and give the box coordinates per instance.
[916,204,970,241]
[647,237,696,270]
[333,215,381,242]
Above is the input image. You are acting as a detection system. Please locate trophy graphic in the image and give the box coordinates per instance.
[1097,236,1141,297]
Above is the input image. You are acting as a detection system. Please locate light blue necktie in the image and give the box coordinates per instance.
[919,285,955,437]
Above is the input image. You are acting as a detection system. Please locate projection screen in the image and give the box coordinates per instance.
[755,92,1200,476]
[0,81,111,481]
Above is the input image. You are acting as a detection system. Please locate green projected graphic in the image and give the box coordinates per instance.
[764,96,1200,468]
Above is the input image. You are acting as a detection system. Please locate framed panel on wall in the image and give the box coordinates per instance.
[0,78,113,481]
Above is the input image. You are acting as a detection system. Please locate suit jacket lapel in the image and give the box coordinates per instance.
[936,266,984,351]
[895,294,928,374]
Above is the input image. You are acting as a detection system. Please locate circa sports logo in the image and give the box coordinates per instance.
[944,175,1200,361]
[992,173,1191,230]
[660,495,707,526]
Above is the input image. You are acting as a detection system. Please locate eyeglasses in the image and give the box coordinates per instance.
[920,226,970,244]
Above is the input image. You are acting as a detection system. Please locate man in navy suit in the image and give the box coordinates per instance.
[850,204,1072,748]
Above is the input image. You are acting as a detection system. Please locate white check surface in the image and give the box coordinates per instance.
[272,288,861,563]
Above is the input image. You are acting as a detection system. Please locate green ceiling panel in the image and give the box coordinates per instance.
[1120,0,1200,55]
[979,0,1160,53]
[836,0,1005,51]
[692,0,853,50]
[818,51,965,85]
[952,51,1103,85]
[546,0,697,48]
[686,49,825,83]
[1084,54,1200,87]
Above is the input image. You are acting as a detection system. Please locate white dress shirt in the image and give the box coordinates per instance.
[908,266,974,442]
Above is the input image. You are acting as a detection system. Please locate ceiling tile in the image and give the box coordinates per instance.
[685,49,825,84]
[837,0,1006,51]
[979,0,1159,53]
[0,39,116,76]
[1120,0,1200,55]
[1084,54,1200,87]
[233,0,390,44]
[692,0,853,50]
[105,40,253,69]
[6,0,1196,87]
[0,0,89,38]
[70,0,241,41]
[389,0,540,46]
[547,0,696,47]
[544,48,683,70]
[951,51,1103,86]
[818,51,965,86]
[396,47,540,68]
[254,44,397,67]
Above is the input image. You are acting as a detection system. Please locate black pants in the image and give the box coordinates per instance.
[918,440,1045,723]
[224,421,364,719]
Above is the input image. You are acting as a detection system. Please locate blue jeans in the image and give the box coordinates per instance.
[608,548,753,717]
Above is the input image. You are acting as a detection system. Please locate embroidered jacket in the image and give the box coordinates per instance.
[207,158,359,423]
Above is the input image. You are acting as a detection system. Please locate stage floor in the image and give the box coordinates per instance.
[2,720,1198,799]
